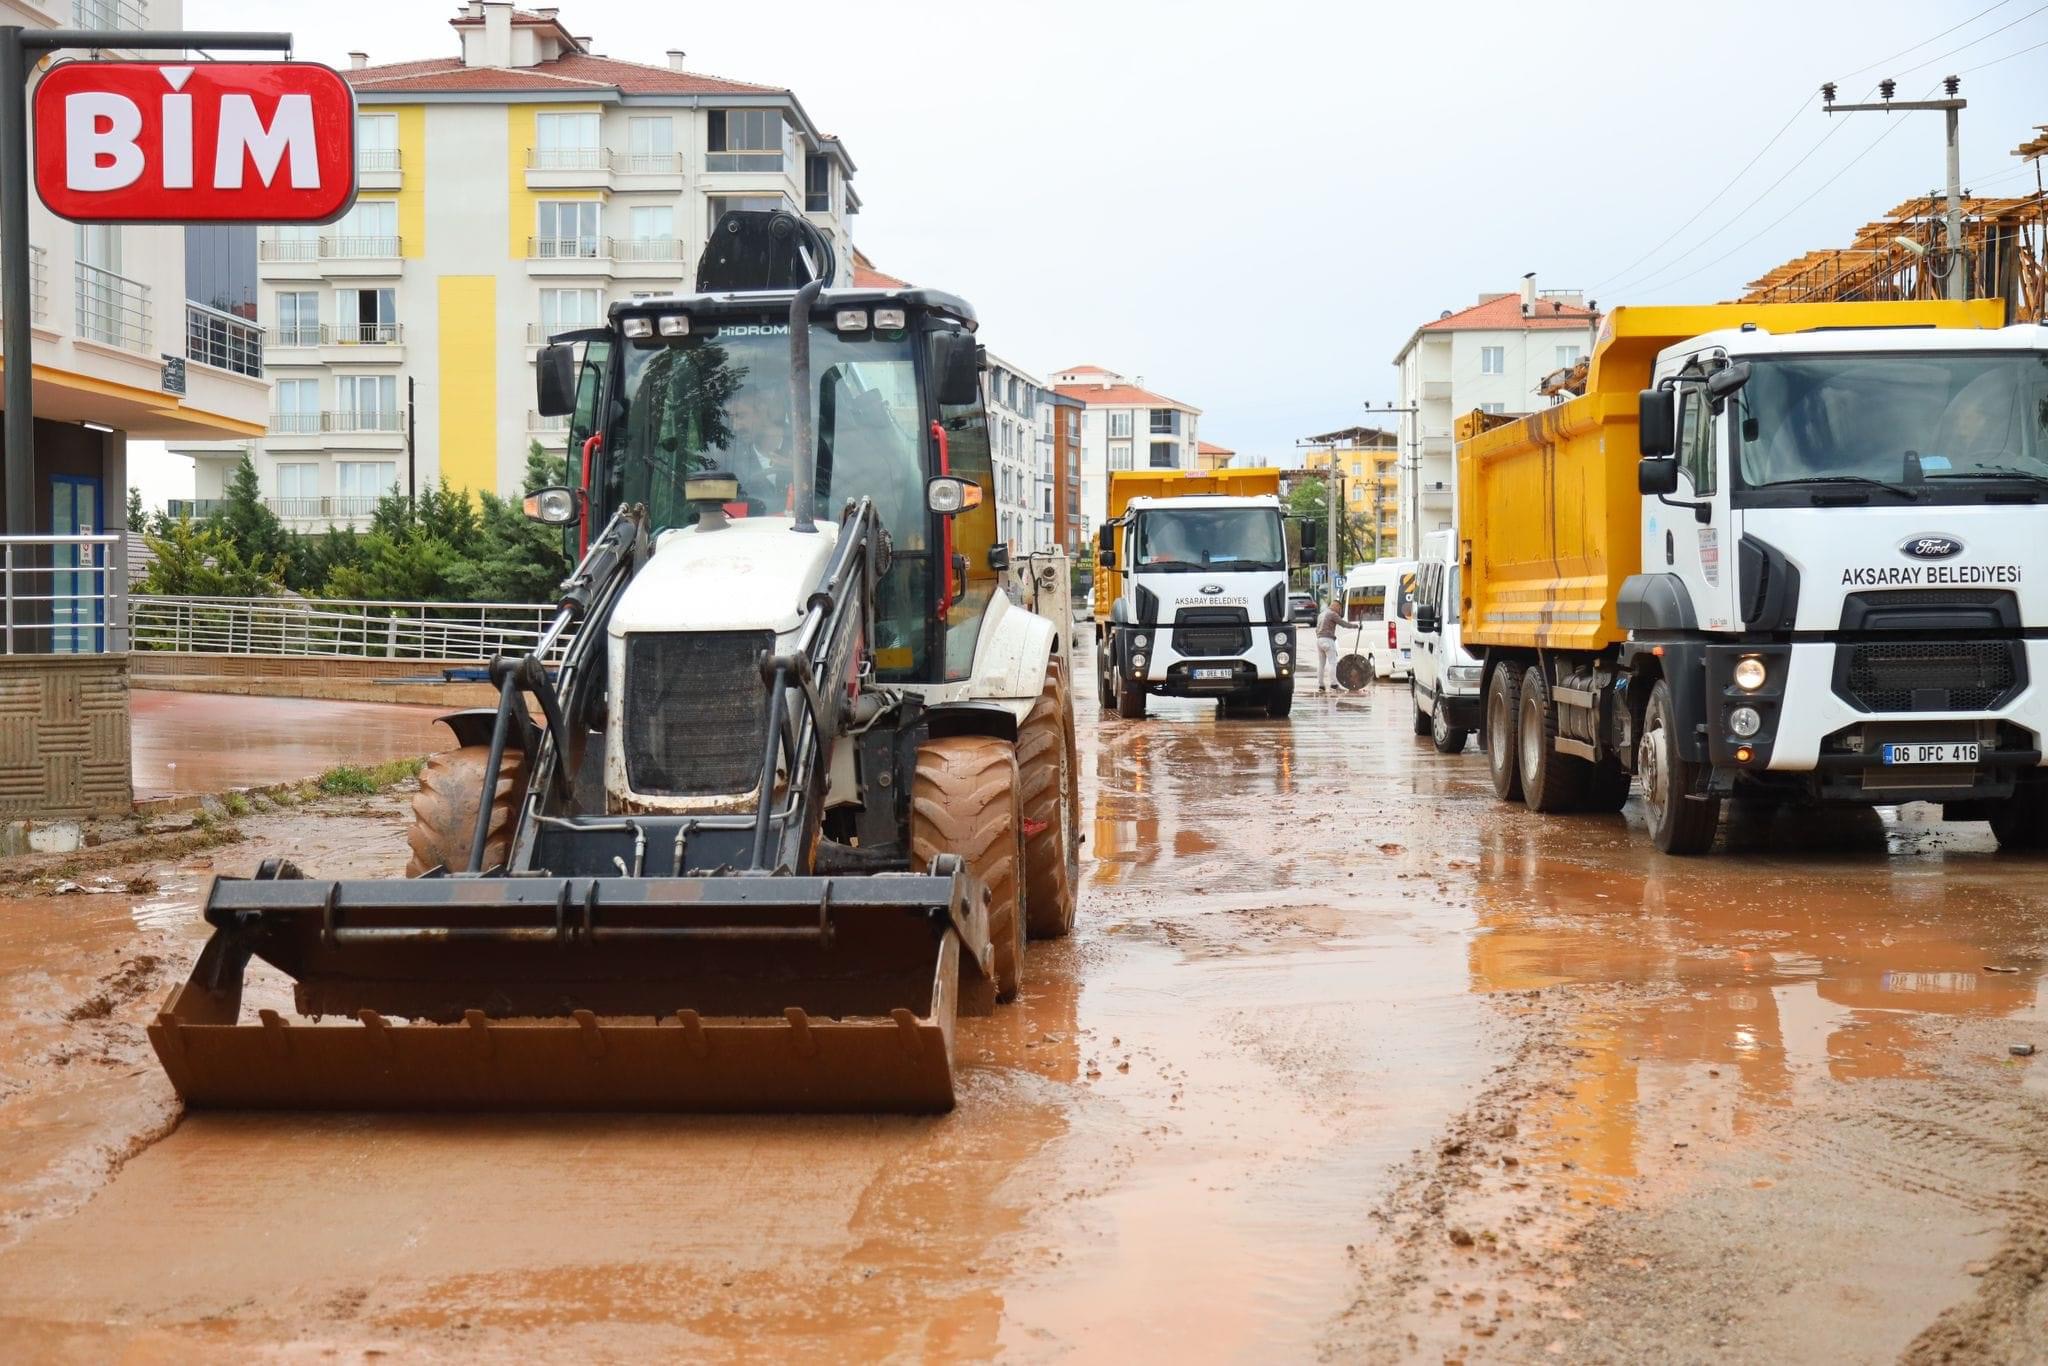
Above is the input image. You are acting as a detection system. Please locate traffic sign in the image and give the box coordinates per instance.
[32,59,355,224]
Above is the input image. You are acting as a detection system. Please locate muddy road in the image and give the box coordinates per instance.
[2,676,2045,1361]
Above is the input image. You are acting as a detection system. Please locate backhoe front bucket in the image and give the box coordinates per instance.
[148,866,989,1113]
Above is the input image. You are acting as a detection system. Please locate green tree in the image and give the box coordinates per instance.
[206,453,291,580]
[126,485,146,532]
[443,490,570,603]
[323,529,462,602]
[285,524,365,594]
[139,517,285,596]
[526,439,568,492]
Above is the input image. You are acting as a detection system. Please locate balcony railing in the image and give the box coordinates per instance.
[269,411,320,434]
[168,496,387,522]
[528,146,607,170]
[357,148,402,173]
[267,324,319,347]
[528,411,570,432]
[73,0,147,32]
[323,409,404,433]
[527,321,603,343]
[613,237,684,262]
[321,322,404,345]
[320,235,403,259]
[0,243,48,325]
[259,237,320,262]
[185,302,263,378]
[618,152,684,174]
[75,262,151,352]
[2,533,126,655]
[528,236,612,261]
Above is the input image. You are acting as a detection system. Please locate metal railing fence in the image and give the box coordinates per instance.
[131,595,573,663]
[2,534,127,654]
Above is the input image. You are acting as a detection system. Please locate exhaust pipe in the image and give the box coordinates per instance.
[788,276,825,533]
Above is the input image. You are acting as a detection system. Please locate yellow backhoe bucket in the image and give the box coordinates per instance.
[148,865,991,1114]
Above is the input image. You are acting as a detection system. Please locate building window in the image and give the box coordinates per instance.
[1479,402,1506,415]
[706,194,786,237]
[1108,411,1133,438]
[534,112,601,169]
[275,290,318,346]
[1067,411,1079,441]
[187,223,257,319]
[336,374,399,430]
[1149,441,1176,469]
[805,156,831,213]
[1480,345,1505,375]
[536,201,601,257]
[338,460,398,509]
[707,109,789,172]
[1108,440,1132,470]
[626,116,674,172]
[628,204,675,244]
[333,286,396,344]
[1149,408,1178,435]
[329,200,398,256]
[274,378,318,433]
[540,287,602,336]
[357,114,398,172]
[1555,344,1582,368]
[276,463,317,504]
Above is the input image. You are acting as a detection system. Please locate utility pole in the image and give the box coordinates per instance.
[1823,76,1969,301]
[1362,400,1419,559]
[406,374,417,513]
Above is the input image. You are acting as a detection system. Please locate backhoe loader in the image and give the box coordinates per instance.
[148,211,1079,1112]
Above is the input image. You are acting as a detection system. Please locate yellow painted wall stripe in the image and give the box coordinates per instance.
[437,276,496,493]
[507,103,606,258]
[393,104,426,258]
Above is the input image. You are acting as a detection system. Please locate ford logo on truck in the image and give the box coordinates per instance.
[1199,583,1224,595]
[1901,536,1963,560]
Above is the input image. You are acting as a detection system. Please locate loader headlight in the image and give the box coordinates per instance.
[1734,656,1767,691]
[522,485,581,526]
[835,308,869,332]
[621,316,653,338]
[872,307,907,331]
[657,314,690,337]
[1729,705,1762,738]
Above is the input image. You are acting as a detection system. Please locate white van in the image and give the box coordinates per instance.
[1333,559,1417,688]
[1408,530,1482,752]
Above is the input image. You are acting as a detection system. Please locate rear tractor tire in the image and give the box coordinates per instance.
[1019,665,1080,940]
[405,743,531,876]
[911,736,1026,1001]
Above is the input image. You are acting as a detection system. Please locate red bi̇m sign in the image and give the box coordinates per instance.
[33,60,356,223]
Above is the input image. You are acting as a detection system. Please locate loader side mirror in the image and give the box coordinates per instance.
[926,474,982,515]
[1638,388,1676,457]
[932,331,982,407]
[524,485,583,526]
[536,343,578,417]
[1638,457,1680,497]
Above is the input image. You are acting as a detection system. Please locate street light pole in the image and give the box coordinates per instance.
[0,26,292,533]
[1822,76,1969,301]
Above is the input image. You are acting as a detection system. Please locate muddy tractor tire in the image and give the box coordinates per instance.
[1019,665,1079,940]
[912,736,1025,1001]
[405,743,531,876]
[1485,664,1523,803]
[1336,654,1371,692]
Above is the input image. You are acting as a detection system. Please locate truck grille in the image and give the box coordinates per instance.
[1171,608,1250,658]
[1836,639,2022,713]
[623,630,772,797]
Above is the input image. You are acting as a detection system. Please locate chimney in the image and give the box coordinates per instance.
[667,49,687,71]
[348,51,368,69]
[467,0,482,15]
[482,1,514,67]
[1520,271,1537,318]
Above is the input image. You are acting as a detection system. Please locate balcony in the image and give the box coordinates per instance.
[527,321,603,344]
[528,411,570,433]
[74,262,151,354]
[613,237,685,264]
[323,410,404,434]
[529,147,607,171]
[320,235,402,260]
[0,244,48,326]
[526,236,614,278]
[168,495,384,524]
[617,152,685,176]
[73,0,146,31]
[321,322,404,345]
[356,146,402,190]
[259,237,319,263]
[268,412,321,435]
[185,303,263,378]
[267,323,320,348]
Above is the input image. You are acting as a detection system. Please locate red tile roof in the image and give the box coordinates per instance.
[1197,441,1233,455]
[1419,293,1594,333]
[346,52,781,96]
[1054,364,1114,376]
[850,250,908,289]
[1053,382,1195,411]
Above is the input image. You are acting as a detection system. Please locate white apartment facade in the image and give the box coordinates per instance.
[1048,365,1202,530]
[1391,276,1597,552]
[1,0,268,542]
[172,2,858,527]
[983,352,1056,553]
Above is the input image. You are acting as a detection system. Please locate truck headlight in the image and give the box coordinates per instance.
[1277,650,1291,667]
[1734,657,1767,691]
[1132,633,1149,651]
[1131,652,1147,673]
[1730,705,1762,738]
[1273,631,1290,648]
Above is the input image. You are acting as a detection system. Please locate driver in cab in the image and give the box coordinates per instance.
[715,381,797,515]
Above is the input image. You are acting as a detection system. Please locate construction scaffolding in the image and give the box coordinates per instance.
[1739,125,2046,322]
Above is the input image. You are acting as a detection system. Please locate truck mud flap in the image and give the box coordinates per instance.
[148,863,988,1114]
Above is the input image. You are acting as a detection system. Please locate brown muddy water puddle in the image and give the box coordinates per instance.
[131,690,452,798]
[4,675,2044,1359]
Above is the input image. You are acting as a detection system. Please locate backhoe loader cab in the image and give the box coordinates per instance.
[149,212,1079,1114]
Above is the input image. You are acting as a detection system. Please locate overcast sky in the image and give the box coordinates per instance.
[138,0,2047,500]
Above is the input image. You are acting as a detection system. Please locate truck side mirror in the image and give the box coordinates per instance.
[1638,457,1680,497]
[1096,522,1116,570]
[536,343,577,417]
[1416,605,1440,635]
[1638,388,1677,457]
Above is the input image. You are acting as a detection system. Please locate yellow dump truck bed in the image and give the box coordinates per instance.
[1093,467,1281,618]
[1456,300,2005,652]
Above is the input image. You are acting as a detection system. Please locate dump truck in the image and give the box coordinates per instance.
[1455,299,2048,854]
[147,211,1080,1112]
[1091,467,1300,717]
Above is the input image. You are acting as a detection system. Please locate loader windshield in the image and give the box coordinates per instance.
[1733,351,2048,499]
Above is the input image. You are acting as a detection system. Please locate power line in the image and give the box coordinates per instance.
[1891,1,2048,78]
[1834,0,2013,79]
[1956,32,2048,73]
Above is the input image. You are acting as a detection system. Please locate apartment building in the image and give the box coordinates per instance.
[1048,365,1202,529]
[1046,391,1085,553]
[984,352,1047,554]
[1193,441,1235,471]
[172,2,858,527]
[1391,275,1596,553]
[1301,426,1400,558]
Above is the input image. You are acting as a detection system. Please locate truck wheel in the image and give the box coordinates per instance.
[1115,660,1147,719]
[912,736,1024,1001]
[1265,679,1294,717]
[406,744,530,876]
[1485,665,1523,802]
[1518,666,1593,813]
[1411,682,1432,735]
[1639,678,1719,854]
[1431,695,1470,755]
[1988,791,2048,852]
[1096,646,1115,709]
[1019,666,1078,939]
[1583,758,1633,812]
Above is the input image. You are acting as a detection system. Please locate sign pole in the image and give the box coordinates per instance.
[0,26,291,532]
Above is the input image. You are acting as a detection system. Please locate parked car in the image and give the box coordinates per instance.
[1409,530,1481,752]
[1288,592,1317,625]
